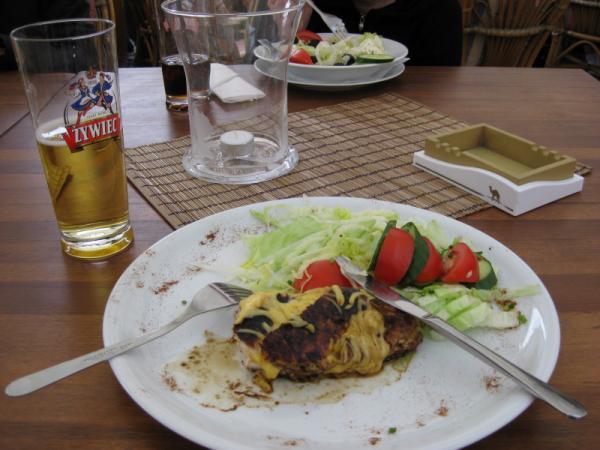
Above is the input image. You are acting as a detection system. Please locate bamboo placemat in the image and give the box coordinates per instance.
[125,93,591,229]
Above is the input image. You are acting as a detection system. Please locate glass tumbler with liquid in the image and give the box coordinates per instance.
[162,0,304,184]
[11,19,133,260]
[154,0,188,111]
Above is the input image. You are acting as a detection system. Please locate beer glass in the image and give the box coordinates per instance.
[162,0,304,184]
[153,0,188,111]
[11,19,133,260]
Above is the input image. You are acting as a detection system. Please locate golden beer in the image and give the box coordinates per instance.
[36,119,133,260]
[11,19,133,260]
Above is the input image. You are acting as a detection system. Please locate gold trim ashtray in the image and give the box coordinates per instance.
[413,124,584,215]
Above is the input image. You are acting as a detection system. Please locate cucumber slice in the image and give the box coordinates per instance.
[356,54,394,64]
[398,222,429,286]
[367,220,397,272]
[469,255,498,290]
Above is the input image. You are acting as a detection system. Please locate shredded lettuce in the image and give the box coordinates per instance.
[238,205,397,291]
[294,33,387,66]
[315,41,337,65]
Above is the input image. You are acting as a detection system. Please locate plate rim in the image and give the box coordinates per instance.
[254,59,406,89]
[103,196,561,450]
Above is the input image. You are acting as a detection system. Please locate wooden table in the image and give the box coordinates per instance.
[1,67,598,449]
[0,71,32,136]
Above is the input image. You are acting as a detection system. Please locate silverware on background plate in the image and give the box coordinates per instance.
[336,256,587,420]
[5,283,252,397]
[305,0,349,40]
[258,38,279,60]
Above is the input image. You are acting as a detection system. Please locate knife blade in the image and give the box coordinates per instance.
[336,256,587,419]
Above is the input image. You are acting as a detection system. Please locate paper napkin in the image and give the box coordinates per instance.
[209,63,265,103]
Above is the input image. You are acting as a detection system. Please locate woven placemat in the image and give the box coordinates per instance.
[125,93,591,229]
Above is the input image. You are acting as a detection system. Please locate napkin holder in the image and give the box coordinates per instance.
[413,124,584,216]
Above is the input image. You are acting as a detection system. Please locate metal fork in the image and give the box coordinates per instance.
[5,282,252,397]
[212,282,253,302]
[305,0,349,41]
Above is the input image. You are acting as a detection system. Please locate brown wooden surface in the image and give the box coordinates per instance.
[0,71,30,137]
[1,66,599,449]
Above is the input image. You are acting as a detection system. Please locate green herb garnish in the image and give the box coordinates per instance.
[518,312,527,324]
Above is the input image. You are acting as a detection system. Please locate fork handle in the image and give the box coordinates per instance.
[4,311,194,397]
[305,0,325,17]
[422,314,587,419]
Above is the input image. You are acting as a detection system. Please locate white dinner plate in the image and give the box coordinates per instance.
[103,197,560,450]
[254,59,406,91]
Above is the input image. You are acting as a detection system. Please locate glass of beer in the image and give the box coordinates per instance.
[153,0,188,111]
[11,19,133,260]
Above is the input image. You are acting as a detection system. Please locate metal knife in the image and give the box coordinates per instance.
[336,256,587,419]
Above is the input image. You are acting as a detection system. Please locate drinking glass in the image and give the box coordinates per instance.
[153,0,188,111]
[162,0,304,184]
[11,19,134,260]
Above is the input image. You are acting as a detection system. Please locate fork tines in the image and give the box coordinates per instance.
[211,282,253,303]
[334,25,348,41]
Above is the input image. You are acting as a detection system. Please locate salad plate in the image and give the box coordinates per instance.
[103,197,560,450]
[254,33,408,84]
[254,59,406,91]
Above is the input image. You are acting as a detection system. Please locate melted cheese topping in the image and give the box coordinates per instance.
[323,306,389,376]
[235,287,329,331]
[235,287,390,383]
[235,287,330,381]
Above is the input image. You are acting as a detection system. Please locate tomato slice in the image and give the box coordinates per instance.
[290,48,314,65]
[441,242,479,283]
[414,237,444,284]
[293,259,352,292]
[373,228,415,285]
[296,30,322,43]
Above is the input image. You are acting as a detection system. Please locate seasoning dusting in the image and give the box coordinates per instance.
[436,400,449,417]
[152,280,179,295]
[368,437,381,446]
[200,229,218,245]
[186,264,204,275]
[162,373,181,393]
[485,375,501,390]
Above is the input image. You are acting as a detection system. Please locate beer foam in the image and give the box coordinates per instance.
[36,119,68,147]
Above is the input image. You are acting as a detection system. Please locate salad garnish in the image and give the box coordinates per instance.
[237,205,539,335]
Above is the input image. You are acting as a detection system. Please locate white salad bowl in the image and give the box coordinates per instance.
[255,33,409,83]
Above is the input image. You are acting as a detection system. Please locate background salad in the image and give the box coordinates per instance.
[291,31,394,66]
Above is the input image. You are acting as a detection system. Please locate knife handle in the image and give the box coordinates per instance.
[421,314,587,419]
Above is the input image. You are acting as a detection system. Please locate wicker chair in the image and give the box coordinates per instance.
[462,0,569,67]
[92,0,160,67]
[546,0,600,78]
[92,0,130,65]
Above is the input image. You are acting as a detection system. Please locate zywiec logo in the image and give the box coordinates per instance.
[62,114,120,151]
